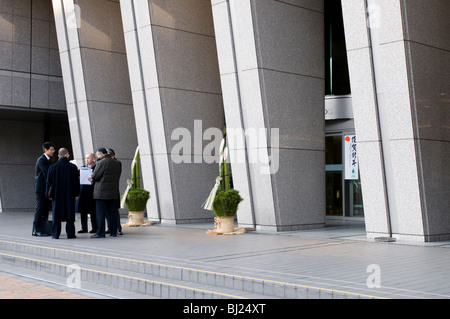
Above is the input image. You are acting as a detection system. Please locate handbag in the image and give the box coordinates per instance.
[41,220,52,236]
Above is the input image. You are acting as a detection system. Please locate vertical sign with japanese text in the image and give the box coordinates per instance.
[345,135,358,180]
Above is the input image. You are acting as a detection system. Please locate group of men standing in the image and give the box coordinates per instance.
[32,142,122,239]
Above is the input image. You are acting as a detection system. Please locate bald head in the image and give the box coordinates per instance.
[58,148,69,157]
[85,152,95,166]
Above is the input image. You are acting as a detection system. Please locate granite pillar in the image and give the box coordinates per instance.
[52,0,138,195]
[342,0,450,241]
[212,0,326,230]
[120,0,224,223]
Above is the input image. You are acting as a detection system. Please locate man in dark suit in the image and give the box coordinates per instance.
[46,148,80,239]
[32,141,55,236]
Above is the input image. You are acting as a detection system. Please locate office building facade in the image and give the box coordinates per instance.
[0,0,448,242]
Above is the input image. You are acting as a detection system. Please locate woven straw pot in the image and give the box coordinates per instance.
[215,216,235,233]
[128,211,145,226]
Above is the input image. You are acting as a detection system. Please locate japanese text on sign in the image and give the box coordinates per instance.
[345,135,358,180]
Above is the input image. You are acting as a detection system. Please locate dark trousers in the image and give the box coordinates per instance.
[80,210,97,232]
[106,200,121,232]
[52,221,75,239]
[33,193,49,234]
[96,200,118,237]
[51,201,76,239]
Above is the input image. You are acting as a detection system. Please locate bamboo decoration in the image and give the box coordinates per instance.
[202,134,228,211]
[120,146,141,209]
[131,146,140,189]
[219,131,230,191]
[203,128,244,235]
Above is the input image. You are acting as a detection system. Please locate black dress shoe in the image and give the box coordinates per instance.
[109,234,117,237]
[91,234,105,238]
[67,235,77,239]
[33,232,48,237]
[77,230,87,233]
[89,229,97,234]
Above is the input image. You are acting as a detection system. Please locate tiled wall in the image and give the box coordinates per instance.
[0,0,65,110]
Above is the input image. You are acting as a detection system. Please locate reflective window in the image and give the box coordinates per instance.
[325,0,351,96]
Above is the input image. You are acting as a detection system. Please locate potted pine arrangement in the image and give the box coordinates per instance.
[203,130,244,234]
[120,146,151,226]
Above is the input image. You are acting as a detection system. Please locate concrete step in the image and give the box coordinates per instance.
[0,239,282,299]
[0,238,370,299]
[0,264,158,299]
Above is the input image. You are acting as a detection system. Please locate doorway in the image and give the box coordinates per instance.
[325,134,364,219]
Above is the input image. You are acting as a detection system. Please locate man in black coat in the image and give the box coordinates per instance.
[76,152,97,233]
[32,141,55,236]
[46,148,80,239]
[90,147,122,238]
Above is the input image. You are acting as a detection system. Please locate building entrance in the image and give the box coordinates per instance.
[0,108,72,212]
[325,134,364,219]
[323,0,364,220]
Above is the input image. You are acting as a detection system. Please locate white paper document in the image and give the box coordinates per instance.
[80,167,92,185]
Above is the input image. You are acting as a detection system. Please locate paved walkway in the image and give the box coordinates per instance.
[0,272,92,299]
[1,211,450,299]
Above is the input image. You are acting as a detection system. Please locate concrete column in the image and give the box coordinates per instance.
[212,0,326,231]
[120,0,224,224]
[401,0,450,241]
[53,0,93,163]
[342,0,450,241]
[52,0,138,193]
[341,0,391,238]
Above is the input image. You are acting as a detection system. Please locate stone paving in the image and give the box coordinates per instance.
[0,273,91,299]
[1,211,450,299]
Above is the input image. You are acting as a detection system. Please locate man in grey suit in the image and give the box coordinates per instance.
[32,141,55,236]
[89,148,122,238]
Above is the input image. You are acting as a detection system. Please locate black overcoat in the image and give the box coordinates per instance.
[46,157,80,222]
[76,164,96,213]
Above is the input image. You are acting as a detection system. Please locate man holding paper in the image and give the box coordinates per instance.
[76,153,97,233]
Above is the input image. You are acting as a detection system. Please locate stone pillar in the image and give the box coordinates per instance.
[212,0,326,231]
[402,0,450,241]
[120,0,224,223]
[52,0,138,191]
[341,0,391,238]
[342,0,450,241]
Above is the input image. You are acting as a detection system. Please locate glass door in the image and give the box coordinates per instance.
[325,134,364,218]
[345,178,364,217]
[325,135,343,216]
